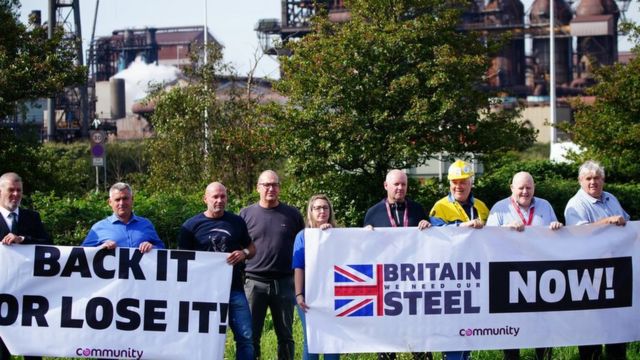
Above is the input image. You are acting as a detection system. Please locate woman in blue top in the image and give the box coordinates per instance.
[292,194,339,360]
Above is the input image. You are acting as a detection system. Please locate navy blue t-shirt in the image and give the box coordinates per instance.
[178,211,251,290]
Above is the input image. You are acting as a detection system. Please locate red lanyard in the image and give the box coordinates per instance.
[510,197,535,226]
[385,200,409,227]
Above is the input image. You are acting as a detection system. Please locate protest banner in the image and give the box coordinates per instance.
[305,223,640,353]
[0,246,231,359]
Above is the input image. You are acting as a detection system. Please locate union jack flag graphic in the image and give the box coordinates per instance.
[333,264,384,317]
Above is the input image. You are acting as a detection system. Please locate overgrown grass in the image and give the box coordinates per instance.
[13,310,640,359]
[221,312,639,360]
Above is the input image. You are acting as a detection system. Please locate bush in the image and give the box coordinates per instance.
[28,159,640,247]
[470,160,638,223]
[31,191,108,246]
[31,189,206,247]
[133,190,204,248]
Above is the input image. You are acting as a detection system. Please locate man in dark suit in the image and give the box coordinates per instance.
[0,172,51,360]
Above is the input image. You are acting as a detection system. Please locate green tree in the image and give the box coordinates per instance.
[272,0,536,225]
[0,0,85,118]
[563,23,640,182]
[0,126,41,194]
[147,45,277,195]
[0,0,87,195]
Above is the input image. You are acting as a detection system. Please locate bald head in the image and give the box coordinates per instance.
[384,169,408,203]
[206,181,226,195]
[257,170,279,185]
[204,182,227,218]
[511,172,534,187]
[256,170,280,208]
[510,172,535,207]
[386,169,406,183]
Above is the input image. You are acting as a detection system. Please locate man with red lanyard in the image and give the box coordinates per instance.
[363,169,431,360]
[486,171,563,231]
[486,171,563,360]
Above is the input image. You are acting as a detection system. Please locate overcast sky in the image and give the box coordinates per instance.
[18,0,640,80]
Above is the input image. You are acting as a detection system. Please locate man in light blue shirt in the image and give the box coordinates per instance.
[487,171,560,360]
[565,161,629,227]
[564,160,628,360]
[487,171,563,231]
[83,182,164,252]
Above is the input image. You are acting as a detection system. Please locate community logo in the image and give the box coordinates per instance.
[76,346,144,359]
[333,262,482,317]
[458,325,520,337]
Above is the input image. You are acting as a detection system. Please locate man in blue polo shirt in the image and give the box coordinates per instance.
[564,160,629,360]
[487,171,563,231]
[487,171,562,360]
[83,182,164,252]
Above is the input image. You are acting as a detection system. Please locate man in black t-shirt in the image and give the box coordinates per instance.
[364,169,432,360]
[240,170,304,360]
[179,182,256,360]
[364,169,430,230]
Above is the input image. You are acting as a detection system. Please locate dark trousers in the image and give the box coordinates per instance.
[0,337,42,360]
[578,343,627,360]
[378,352,433,360]
[245,276,295,360]
[503,348,552,360]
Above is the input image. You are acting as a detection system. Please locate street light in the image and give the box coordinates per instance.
[550,0,557,148]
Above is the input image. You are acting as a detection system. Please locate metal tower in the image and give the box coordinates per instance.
[46,0,89,140]
[255,0,347,55]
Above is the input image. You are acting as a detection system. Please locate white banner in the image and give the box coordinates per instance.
[305,223,640,353]
[0,245,232,359]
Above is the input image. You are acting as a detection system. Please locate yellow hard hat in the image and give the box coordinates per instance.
[448,160,474,180]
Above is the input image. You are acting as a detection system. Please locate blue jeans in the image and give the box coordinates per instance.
[229,290,254,360]
[297,305,340,360]
[444,351,469,360]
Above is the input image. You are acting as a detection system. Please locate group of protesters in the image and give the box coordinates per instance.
[0,157,630,360]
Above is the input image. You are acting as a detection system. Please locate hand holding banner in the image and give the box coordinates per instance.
[0,245,232,359]
[304,224,640,353]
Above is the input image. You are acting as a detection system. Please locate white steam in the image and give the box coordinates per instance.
[112,57,180,115]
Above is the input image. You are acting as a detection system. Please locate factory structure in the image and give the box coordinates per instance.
[255,0,633,143]
[91,26,220,82]
[3,0,634,145]
[257,0,628,96]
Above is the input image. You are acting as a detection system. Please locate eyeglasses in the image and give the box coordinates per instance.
[259,182,280,188]
[312,206,330,212]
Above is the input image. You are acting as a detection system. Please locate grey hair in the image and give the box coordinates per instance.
[0,172,22,188]
[109,182,133,197]
[578,160,605,180]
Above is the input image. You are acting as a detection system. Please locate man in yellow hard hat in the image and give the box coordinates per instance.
[429,159,488,360]
[429,160,489,229]
[429,160,489,360]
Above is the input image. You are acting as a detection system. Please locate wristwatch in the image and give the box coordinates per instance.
[242,248,250,257]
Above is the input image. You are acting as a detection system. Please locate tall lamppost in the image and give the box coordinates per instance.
[203,0,209,157]
[549,0,557,149]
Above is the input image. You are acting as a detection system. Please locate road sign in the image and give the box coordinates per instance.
[90,130,106,167]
